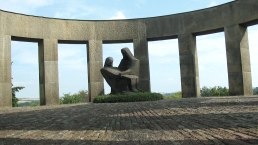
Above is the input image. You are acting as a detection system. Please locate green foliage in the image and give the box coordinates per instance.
[253,87,258,95]
[60,90,88,104]
[12,86,24,107]
[163,91,182,99]
[93,92,163,103]
[28,101,40,106]
[18,100,40,107]
[201,86,229,97]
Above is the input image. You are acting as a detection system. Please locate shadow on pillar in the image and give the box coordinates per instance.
[178,33,200,98]
[225,25,253,96]
[38,39,59,105]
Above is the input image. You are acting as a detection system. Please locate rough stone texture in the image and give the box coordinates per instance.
[38,39,59,105]
[101,48,140,94]
[133,25,150,92]
[1,0,258,106]
[88,40,104,101]
[225,25,253,96]
[178,33,200,98]
[0,96,258,144]
[0,35,12,107]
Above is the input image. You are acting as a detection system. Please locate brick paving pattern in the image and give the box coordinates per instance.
[0,96,258,145]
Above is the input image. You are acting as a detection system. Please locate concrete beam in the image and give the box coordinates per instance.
[0,35,12,107]
[225,25,253,96]
[87,40,104,102]
[38,39,59,105]
[178,33,200,98]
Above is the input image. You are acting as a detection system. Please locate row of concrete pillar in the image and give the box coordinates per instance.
[0,24,253,107]
[179,24,253,97]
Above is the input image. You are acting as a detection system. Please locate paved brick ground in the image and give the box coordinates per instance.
[0,96,258,145]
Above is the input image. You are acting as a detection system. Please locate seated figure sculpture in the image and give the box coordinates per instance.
[101,47,140,94]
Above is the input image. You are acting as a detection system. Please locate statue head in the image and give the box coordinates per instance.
[121,47,134,60]
[104,57,113,67]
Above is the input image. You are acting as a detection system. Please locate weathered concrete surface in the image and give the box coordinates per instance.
[38,39,59,105]
[87,40,104,102]
[178,33,200,98]
[0,35,12,107]
[225,25,253,96]
[133,23,150,92]
[0,96,258,145]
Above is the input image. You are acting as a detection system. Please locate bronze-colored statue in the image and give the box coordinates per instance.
[101,47,140,94]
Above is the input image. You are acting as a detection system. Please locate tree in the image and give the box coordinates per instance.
[11,62,25,107]
[12,86,24,107]
[60,90,88,104]
[201,86,229,97]
[253,87,258,95]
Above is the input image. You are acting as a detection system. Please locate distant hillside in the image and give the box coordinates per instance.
[18,98,40,107]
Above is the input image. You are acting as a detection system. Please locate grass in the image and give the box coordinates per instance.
[163,91,182,99]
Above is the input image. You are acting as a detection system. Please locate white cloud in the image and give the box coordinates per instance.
[16,51,38,65]
[24,0,53,7]
[53,4,98,19]
[196,32,228,87]
[148,39,181,93]
[110,11,126,20]
[148,39,178,57]
[0,0,53,14]
[197,33,227,65]
[248,25,258,87]
[58,44,87,71]
[208,1,218,7]
[58,44,88,96]
[11,41,38,65]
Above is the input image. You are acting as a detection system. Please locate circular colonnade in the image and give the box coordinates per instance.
[0,0,258,107]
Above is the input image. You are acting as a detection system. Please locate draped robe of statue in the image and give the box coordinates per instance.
[101,47,140,94]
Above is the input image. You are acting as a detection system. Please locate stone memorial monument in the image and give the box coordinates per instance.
[101,47,140,94]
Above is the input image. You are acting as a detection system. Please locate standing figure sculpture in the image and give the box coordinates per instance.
[101,47,140,94]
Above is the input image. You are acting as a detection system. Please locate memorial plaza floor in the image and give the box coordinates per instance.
[0,96,258,145]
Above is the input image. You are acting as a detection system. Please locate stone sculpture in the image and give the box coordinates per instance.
[101,47,140,94]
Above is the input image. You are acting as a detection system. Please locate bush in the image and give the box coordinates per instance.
[60,90,88,104]
[163,91,182,99]
[201,86,229,97]
[93,92,163,103]
[29,101,40,106]
[253,87,258,95]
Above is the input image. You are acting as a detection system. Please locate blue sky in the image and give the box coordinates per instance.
[1,0,258,98]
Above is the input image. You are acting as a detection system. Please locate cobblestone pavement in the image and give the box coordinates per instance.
[0,96,258,145]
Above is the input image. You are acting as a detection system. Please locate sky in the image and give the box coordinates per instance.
[1,0,258,98]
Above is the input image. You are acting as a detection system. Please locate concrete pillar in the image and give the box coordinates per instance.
[178,33,200,98]
[133,23,151,92]
[87,40,104,102]
[0,35,12,107]
[225,25,253,96]
[133,38,150,92]
[38,39,59,105]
